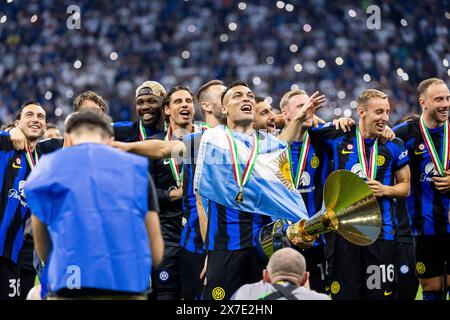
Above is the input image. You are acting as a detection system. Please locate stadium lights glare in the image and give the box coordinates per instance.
[45,91,52,100]
[344,109,352,117]
[187,25,196,33]
[266,56,274,65]
[74,60,82,69]
[0,15,7,23]
[30,15,38,23]
[443,59,449,67]
[291,84,299,91]
[276,1,285,9]
[286,4,294,12]
[238,2,247,10]
[181,50,190,59]
[290,44,298,53]
[348,10,357,17]
[317,60,326,68]
[110,52,118,61]
[265,97,273,104]
[55,108,63,117]
[252,76,261,85]
[335,57,344,65]
[303,24,312,32]
[363,74,371,82]
[400,19,408,27]
[294,64,303,72]
[219,34,228,42]
[228,22,237,31]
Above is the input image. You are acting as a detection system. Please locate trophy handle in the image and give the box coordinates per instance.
[286,208,338,245]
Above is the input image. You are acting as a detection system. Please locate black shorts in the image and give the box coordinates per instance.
[180,248,206,300]
[295,244,328,294]
[326,234,397,300]
[414,233,450,279]
[151,245,181,300]
[202,247,266,301]
[396,240,419,300]
[0,258,21,300]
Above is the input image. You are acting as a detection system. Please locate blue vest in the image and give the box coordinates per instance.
[25,143,152,293]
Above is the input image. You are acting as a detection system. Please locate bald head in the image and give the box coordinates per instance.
[267,248,306,283]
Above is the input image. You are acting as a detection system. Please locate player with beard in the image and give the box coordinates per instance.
[114,81,166,142]
[393,78,450,300]
[254,97,277,134]
[0,102,46,299]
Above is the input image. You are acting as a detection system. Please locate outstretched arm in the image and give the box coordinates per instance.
[111,140,186,160]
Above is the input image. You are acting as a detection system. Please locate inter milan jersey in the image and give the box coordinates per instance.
[113,121,161,142]
[180,131,205,254]
[203,132,273,251]
[290,138,330,247]
[311,125,409,240]
[149,131,183,246]
[394,119,450,236]
[0,132,35,263]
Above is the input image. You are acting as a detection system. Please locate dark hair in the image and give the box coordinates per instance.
[15,101,43,120]
[220,80,251,105]
[65,110,114,138]
[46,122,58,130]
[162,85,194,109]
[196,80,225,104]
[255,96,266,104]
[73,91,108,112]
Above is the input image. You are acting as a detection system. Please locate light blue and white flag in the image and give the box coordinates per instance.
[193,125,308,221]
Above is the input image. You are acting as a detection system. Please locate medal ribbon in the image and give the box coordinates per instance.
[201,122,211,131]
[356,126,378,180]
[138,121,147,141]
[287,131,310,189]
[164,127,183,187]
[224,126,260,192]
[25,146,38,170]
[419,115,449,176]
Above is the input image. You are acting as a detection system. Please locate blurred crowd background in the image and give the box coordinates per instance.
[0,0,449,128]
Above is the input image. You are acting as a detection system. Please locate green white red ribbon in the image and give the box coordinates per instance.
[224,126,260,196]
[25,146,38,170]
[138,121,147,141]
[356,126,378,180]
[419,115,449,176]
[164,127,183,187]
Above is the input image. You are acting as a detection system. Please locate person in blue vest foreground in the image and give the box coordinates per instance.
[24,110,164,300]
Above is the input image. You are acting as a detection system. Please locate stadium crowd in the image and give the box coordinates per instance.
[0,0,449,302]
[1,0,449,128]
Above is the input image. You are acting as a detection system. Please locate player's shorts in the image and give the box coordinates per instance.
[326,234,397,300]
[396,239,419,300]
[202,247,265,301]
[0,257,21,300]
[295,243,328,294]
[180,248,206,300]
[151,245,181,300]
[414,233,450,279]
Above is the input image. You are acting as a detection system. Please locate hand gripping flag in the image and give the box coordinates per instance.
[193,126,308,221]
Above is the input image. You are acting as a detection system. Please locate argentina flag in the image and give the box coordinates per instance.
[193,125,308,221]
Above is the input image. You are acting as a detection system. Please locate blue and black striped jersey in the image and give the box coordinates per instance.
[0,131,33,263]
[393,119,450,236]
[180,131,205,254]
[311,125,409,240]
[289,138,330,247]
[205,200,272,251]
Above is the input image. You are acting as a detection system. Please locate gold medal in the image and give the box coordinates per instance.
[235,189,244,203]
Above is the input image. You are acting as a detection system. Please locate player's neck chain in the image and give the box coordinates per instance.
[224,126,260,204]
[356,126,378,180]
[25,146,38,170]
[164,126,183,187]
[419,115,449,176]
